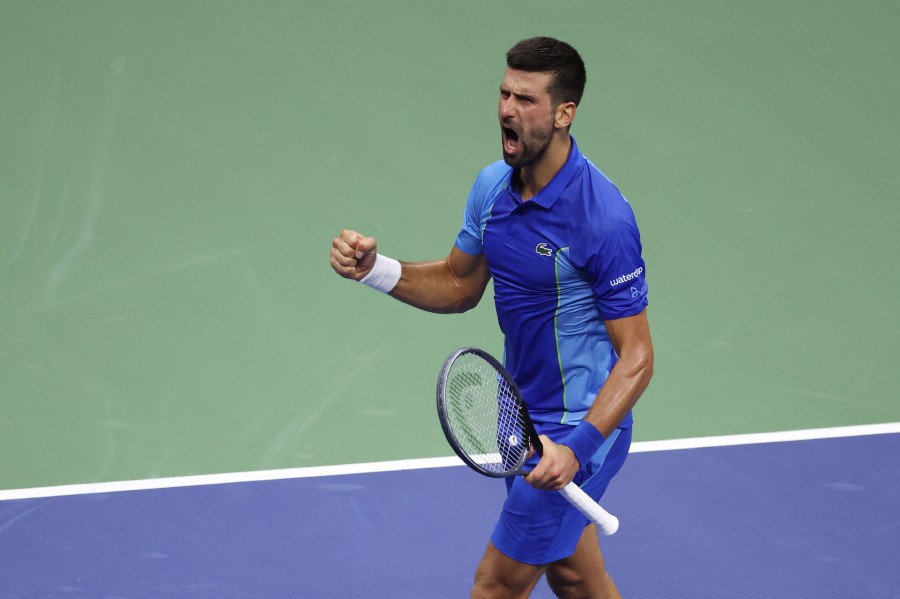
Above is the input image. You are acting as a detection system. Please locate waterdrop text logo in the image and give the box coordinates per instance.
[609,266,643,287]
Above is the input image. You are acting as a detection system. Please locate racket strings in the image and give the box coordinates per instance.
[444,353,529,475]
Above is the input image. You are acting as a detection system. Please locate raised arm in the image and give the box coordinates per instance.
[330,229,491,314]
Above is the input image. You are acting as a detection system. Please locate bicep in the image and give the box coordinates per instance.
[446,246,491,306]
[605,309,653,367]
[447,246,490,282]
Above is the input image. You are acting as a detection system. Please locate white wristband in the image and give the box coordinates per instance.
[359,254,401,294]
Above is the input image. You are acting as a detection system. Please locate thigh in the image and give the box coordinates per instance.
[545,525,621,599]
[471,541,547,599]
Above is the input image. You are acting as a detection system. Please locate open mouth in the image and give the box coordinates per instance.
[502,126,520,154]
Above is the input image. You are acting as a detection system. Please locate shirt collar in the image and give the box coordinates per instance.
[506,136,583,209]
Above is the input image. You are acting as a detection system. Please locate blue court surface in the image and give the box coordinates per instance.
[1,428,897,598]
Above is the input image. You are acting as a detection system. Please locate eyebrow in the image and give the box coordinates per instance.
[499,85,537,102]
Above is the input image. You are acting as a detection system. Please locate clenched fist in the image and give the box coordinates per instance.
[330,229,378,281]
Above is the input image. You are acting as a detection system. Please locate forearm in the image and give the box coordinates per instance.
[332,230,491,314]
[556,352,652,472]
[558,310,654,468]
[583,351,654,437]
[527,352,653,491]
[389,258,486,314]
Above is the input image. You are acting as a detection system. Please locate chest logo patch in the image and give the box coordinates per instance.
[535,242,553,257]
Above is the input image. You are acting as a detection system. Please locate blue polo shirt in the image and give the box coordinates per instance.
[455,137,647,433]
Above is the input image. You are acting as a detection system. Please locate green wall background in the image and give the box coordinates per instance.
[2,1,898,490]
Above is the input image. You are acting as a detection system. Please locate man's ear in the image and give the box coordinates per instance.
[555,102,577,129]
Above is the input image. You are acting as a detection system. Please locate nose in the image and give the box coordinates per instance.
[499,95,515,120]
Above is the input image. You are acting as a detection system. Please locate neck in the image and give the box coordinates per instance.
[516,134,572,201]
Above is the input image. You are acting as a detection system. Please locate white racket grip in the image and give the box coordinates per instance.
[560,482,620,536]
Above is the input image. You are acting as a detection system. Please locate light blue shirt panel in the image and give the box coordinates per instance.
[455,161,512,255]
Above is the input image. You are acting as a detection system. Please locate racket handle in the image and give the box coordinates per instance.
[560,482,620,536]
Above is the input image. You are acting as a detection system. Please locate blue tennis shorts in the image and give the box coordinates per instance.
[490,426,632,565]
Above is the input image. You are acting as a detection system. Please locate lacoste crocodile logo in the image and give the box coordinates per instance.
[535,243,553,257]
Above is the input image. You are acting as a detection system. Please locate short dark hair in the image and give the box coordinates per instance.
[506,37,586,106]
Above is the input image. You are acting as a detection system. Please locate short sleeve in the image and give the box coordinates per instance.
[585,204,649,320]
[455,161,510,255]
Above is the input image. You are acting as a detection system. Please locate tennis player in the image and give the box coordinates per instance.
[331,37,653,599]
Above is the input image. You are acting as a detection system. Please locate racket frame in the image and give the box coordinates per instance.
[436,346,620,536]
[437,347,541,477]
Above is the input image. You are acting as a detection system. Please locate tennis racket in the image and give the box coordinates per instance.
[436,347,619,536]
